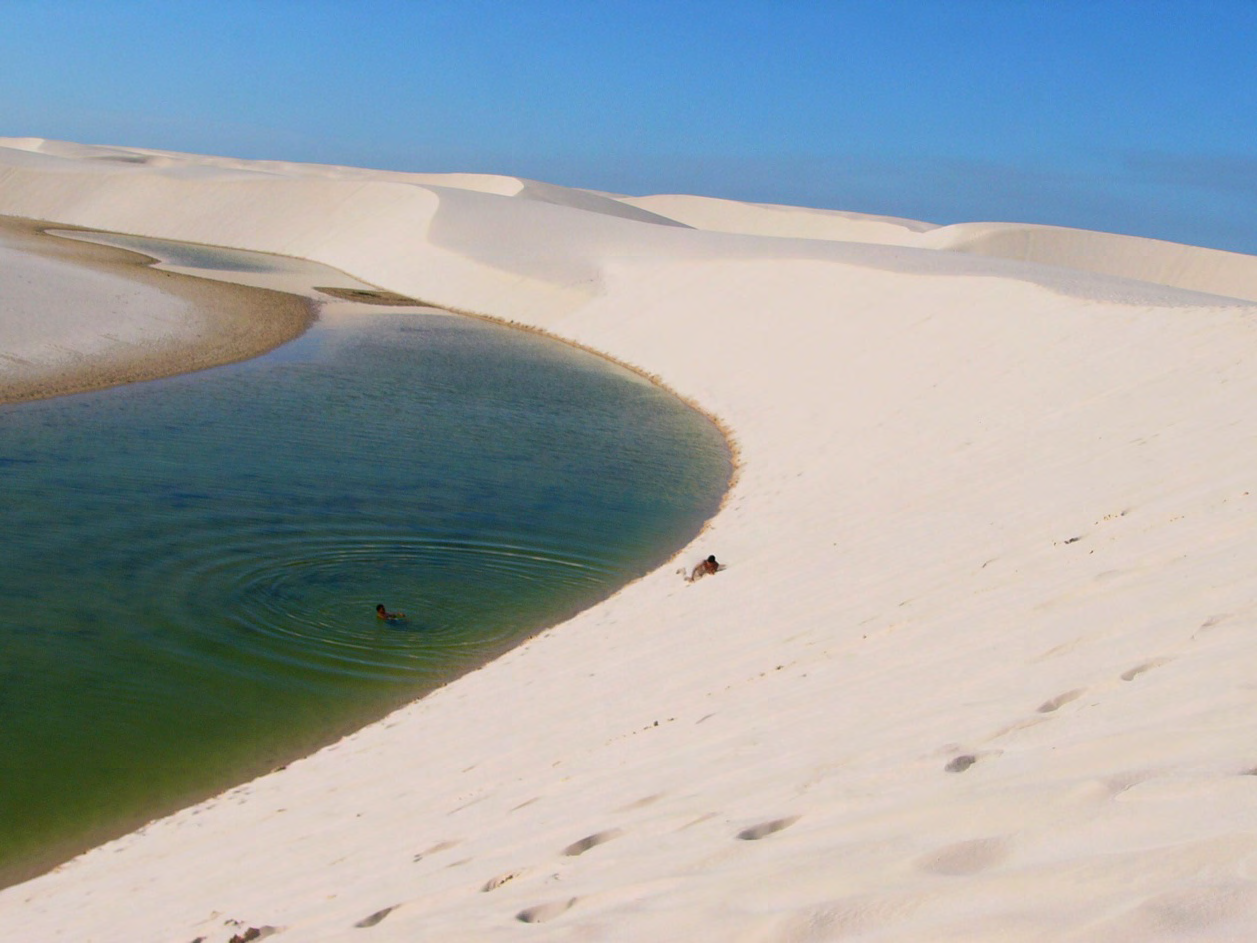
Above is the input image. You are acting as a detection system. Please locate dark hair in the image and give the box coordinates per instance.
[707,555,717,563]
[376,603,385,611]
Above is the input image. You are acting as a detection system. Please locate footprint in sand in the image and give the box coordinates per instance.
[353,906,396,928]
[413,838,461,862]
[1037,688,1085,713]
[945,754,977,773]
[614,793,664,813]
[563,828,624,857]
[917,836,1011,876]
[482,869,528,892]
[226,928,280,943]
[516,898,578,923]
[736,815,800,841]
[677,812,719,831]
[1121,658,1172,681]
[986,717,1049,742]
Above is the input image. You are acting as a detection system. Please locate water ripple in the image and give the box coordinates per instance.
[112,525,616,679]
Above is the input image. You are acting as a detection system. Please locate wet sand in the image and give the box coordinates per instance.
[0,216,314,405]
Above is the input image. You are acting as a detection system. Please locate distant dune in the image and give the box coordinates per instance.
[619,191,936,244]
[923,220,1257,303]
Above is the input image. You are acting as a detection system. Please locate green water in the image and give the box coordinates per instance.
[0,285,729,881]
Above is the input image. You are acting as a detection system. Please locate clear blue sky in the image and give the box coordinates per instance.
[3,1,1255,252]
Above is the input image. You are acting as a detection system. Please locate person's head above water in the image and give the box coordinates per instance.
[376,604,386,614]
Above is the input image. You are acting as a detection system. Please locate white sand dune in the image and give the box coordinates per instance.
[618,190,1257,305]
[4,139,1257,940]
[618,191,937,245]
[923,221,1257,305]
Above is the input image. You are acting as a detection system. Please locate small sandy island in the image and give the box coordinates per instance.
[0,215,312,404]
[5,137,1257,941]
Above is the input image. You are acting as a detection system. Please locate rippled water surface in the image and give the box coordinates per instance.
[0,255,729,880]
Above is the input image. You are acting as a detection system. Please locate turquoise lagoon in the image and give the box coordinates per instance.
[0,240,730,882]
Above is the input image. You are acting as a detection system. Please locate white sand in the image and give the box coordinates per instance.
[0,215,312,403]
[0,240,196,362]
[4,138,1257,940]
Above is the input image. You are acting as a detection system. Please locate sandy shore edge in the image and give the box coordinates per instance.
[0,216,315,405]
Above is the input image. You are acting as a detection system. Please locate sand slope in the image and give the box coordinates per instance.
[4,140,1257,940]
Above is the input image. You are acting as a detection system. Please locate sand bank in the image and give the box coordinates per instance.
[0,215,312,404]
[4,139,1257,940]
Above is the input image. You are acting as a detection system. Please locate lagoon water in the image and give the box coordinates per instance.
[0,243,730,881]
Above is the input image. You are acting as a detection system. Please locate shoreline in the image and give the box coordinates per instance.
[0,216,315,406]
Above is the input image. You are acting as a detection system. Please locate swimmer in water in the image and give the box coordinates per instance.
[376,603,405,621]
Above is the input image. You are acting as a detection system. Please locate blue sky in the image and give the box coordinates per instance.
[3,1,1255,252]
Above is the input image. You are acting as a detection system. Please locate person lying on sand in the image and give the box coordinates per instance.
[376,603,406,621]
[688,554,722,582]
